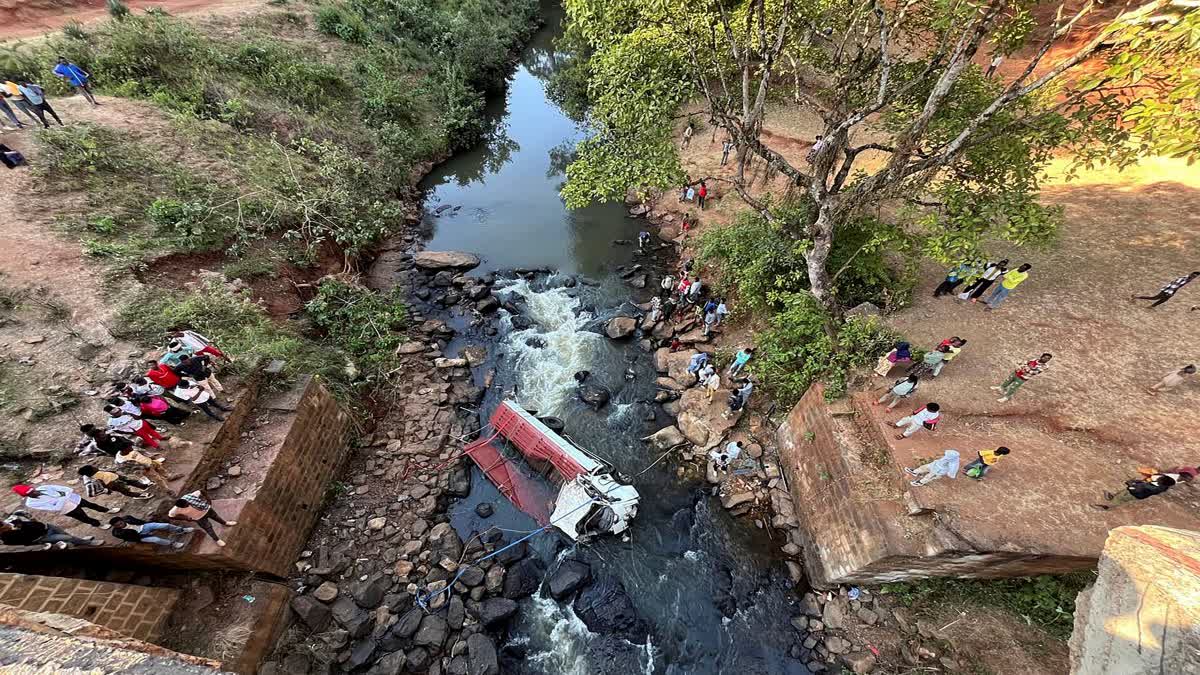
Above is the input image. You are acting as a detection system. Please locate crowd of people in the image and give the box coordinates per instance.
[1,57,100,170]
[2,330,239,550]
[887,259,1199,510]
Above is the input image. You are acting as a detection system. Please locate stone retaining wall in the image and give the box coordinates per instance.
[0,572,179,642]
[777,384,1098,586]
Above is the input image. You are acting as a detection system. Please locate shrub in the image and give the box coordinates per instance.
[880,572,1095,640]
[35,124,132,175]
[115,278,355,396]
[750,293,898,404]
[305,279,408,368]
[107,0,130,20]
[146,197,228,250]
[62,21,88,41]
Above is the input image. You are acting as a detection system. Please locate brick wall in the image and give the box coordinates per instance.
[218,375,350,577]
[0,573,179,642]
[776,384,1096,586]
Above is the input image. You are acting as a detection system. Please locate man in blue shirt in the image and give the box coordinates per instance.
[53,57,98,106]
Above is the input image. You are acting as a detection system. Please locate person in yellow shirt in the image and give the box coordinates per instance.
[1,82,39,126]
[984,263,1031,310]
[963,446,1010,479]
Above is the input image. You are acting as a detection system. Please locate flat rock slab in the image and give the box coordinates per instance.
[414,251,481,271]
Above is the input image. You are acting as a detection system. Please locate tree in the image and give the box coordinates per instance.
[561,0,1200,333]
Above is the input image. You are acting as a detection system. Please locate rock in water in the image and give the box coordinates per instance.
[572,575,647,643]
[546,560,592,600]
[604,316,638,339]
[584,635,648,673]
[414,251,481,271]
[466,633,500,675]
[475,598,519,627]
[502,557,546,600]
[644,425,685,451]
[577,383,611,409]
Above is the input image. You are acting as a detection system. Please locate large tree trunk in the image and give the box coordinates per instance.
[804,204,841,343]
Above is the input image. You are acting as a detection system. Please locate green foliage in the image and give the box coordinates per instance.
[34,124,132,175]
[880,572,1096,640]
[305,280,409,368]
[62,20,89,41]
[698,201,914,312]
[115,278,356,397]
[107,0,130,20]
[752,294,897,404]
[146,197,230,250]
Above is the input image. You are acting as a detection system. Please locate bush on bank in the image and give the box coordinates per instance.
[698,201,911,404]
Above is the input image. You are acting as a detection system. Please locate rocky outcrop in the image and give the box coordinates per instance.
[605,316,638,339]
[573,575,647,643]
[413,251,481,271]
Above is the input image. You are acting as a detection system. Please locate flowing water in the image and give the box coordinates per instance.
[421,6,807,673]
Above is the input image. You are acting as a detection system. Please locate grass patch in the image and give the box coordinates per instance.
[879,572,1096,640]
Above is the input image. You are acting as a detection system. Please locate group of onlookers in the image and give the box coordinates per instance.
[3,330,238,550]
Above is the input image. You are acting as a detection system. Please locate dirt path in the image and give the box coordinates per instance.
[0,0,265,41]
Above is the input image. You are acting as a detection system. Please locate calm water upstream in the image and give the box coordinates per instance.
[420,6,808,674]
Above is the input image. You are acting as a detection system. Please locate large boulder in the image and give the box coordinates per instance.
[503,557,546,600]
[644,425,686,451]
[577,383,611,410]
[466,633,500,675]
[546,560,592,600]
[605,317,638,339]
[413,614,449,649]
[475,598,519,627]
[291,595,332,632]
[572,575,647,643]
[414,251,481,271]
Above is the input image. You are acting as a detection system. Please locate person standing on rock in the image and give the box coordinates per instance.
[904,449,960,486]
[1131,271,1200,308]
[710,441,742,472]
[638,231,651,253]
[169,491,236,547]
[52,57,98,106]
[703,306,718,337]
[715,299,729,325]
[726,379,754,417]
[894,403,941,439]
[1092,474,1176,510]
[728,347,754,378]
[703,369,721,401]
[660,273,675,298]
[875,375,919,410]
[1149,364,1196,394]
[11,484,119,528]
[992,353,1052,402]
[687,352,710,383]
[983,263,1032,310]
[688,277,704,305]
[962,446,1010,479]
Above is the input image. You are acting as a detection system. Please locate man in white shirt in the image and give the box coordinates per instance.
[894,403,941,439]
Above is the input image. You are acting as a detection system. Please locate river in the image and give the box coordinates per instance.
[419,5,808,673]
